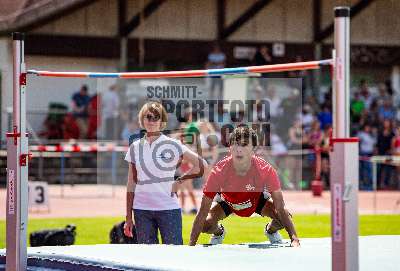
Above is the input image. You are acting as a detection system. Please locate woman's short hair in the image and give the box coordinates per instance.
[138,101,168,130]
[229,124,258,147]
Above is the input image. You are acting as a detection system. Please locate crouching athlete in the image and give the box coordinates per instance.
[189,125,300,247]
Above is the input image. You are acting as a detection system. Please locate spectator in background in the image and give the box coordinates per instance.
[374,83,390,107]
[270,127,292,189]
[305,96,320,116]
[177,108,200,214]
[250,100,272,146]
[40,103,68,139]
[102,84,120,140]
[63,113,80,139]
[391,126,400,155]
[395,98,400,122]
[280,88,301,138]
[287,119,303,189]
[391,126,400,189]
[87,94,100,140]
[385,79,394,96]
[308,120,323,147]
[71,85,90,139]
[253,45,272,66]
[252,46,273,89]
[207,43,226,69]
[377,119,395,189]
[321,87,332,110]
[350,92,365,124]
[357,124,376,190]
[317,104,332,130]
[270,128,288,157]
[378,98,396,122]
[288,119,303,150]
[251,84,266,102]
[206,43,226,100]
[121,118,141,145]
[301,104,314,132]
[266,86,282,121]
[359,79,374,109]
[198,120,220,167]
[320,125,332,188]
[303,120,323,187]
[359,100,380,131]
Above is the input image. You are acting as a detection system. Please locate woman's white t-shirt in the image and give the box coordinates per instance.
[124,134,191,210]
[357,131,375,154]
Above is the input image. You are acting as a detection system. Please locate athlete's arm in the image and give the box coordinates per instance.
[189,195,213,246]
[270,190,300,247]
[124,163,137,237]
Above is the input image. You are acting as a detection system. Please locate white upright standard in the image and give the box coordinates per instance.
[331,6,359,271]
[6,32,29,271]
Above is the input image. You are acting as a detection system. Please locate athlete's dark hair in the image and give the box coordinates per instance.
[229,124,258,147]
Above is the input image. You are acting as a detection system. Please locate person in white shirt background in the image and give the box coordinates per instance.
[206,43,226,100]
[357,123,376,190]
[123,101,207,244]
[102,84,120,140]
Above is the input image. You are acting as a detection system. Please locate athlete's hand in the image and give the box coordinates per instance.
[290,238,300,247]
[189,239,196,246]
[124,219,134,238]
[171,180,180,197]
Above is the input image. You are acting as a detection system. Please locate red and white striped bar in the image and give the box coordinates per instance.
[30,144,129,153]
[27,59,333,79]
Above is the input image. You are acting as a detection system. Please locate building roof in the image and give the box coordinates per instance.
[0,0,96,36]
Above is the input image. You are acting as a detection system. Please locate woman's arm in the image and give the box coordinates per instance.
[126,163,137,218]
[171,150,209,196]
[124,163,137,237]
[181,150,209,180]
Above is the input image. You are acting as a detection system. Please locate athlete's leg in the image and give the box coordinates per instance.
[179,181,190,211]
[184,179,197,209]
[188,190,197,210]
[179,190,186,209]
[260,198,292,233]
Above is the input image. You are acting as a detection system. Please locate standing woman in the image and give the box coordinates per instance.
[391,126,400,188]
[123,101,207,245]
[377,119,394,189]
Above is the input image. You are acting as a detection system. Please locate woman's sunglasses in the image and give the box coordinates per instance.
[145,114,161,122]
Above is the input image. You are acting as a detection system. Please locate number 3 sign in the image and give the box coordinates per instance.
[28,182,50,211]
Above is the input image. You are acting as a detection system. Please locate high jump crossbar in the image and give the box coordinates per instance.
[7,6,358,271]
[27,59,332,78]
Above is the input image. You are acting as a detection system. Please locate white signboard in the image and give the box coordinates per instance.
[233,46,256,59]
[28,181,49,210]
[272,43,285,57]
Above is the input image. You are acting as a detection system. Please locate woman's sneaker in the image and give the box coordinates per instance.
[264,223,283,244]
[210,224,226,245]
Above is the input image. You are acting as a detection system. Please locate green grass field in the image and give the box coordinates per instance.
[1,214,399,248]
